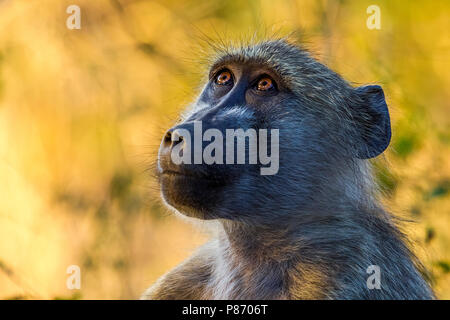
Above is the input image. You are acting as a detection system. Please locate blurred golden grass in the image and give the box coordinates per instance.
[0,0,449,299]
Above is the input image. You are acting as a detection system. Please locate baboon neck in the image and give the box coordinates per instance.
[219,220,298,262]
[219,205,374,264]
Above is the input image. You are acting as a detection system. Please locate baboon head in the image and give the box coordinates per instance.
[157,39,391,224]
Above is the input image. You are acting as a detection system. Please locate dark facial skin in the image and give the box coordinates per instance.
[158,62,302,221]
[203,62,288,113]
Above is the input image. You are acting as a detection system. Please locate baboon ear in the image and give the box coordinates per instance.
[353,85,391,159]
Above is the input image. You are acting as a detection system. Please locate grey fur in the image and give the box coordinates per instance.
[142,38,434,300]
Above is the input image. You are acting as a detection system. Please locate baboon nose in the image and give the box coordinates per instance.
[162,129,184,150]
[163,129,172,148]
[160,128,186,162]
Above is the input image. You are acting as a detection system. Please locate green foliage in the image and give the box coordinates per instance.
[435,261,450,274]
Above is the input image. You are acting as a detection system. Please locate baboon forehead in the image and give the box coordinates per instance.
[209,39,350,95]
[210,40,306,79]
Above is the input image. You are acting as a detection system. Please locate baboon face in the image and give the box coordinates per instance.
[157,40,391,222]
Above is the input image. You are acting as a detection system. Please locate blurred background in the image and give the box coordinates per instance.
[0,0,449,299]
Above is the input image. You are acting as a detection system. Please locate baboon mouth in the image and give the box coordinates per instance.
[161,170,189,177]
[160,169,227,185]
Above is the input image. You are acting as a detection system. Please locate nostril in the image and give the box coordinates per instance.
[164,130,172,144]
[163,129,184,149]
[171,130,184,146]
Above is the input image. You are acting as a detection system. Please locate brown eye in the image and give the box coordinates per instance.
[215,70,233,85]
[257,77,274,91]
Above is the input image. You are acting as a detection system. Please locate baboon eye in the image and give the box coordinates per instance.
[215,69,233,86]
[256,77,275,91]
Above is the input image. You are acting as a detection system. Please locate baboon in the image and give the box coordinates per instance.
[141,39,434,300]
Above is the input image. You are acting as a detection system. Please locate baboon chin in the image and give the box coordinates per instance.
[143,39,434,300]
